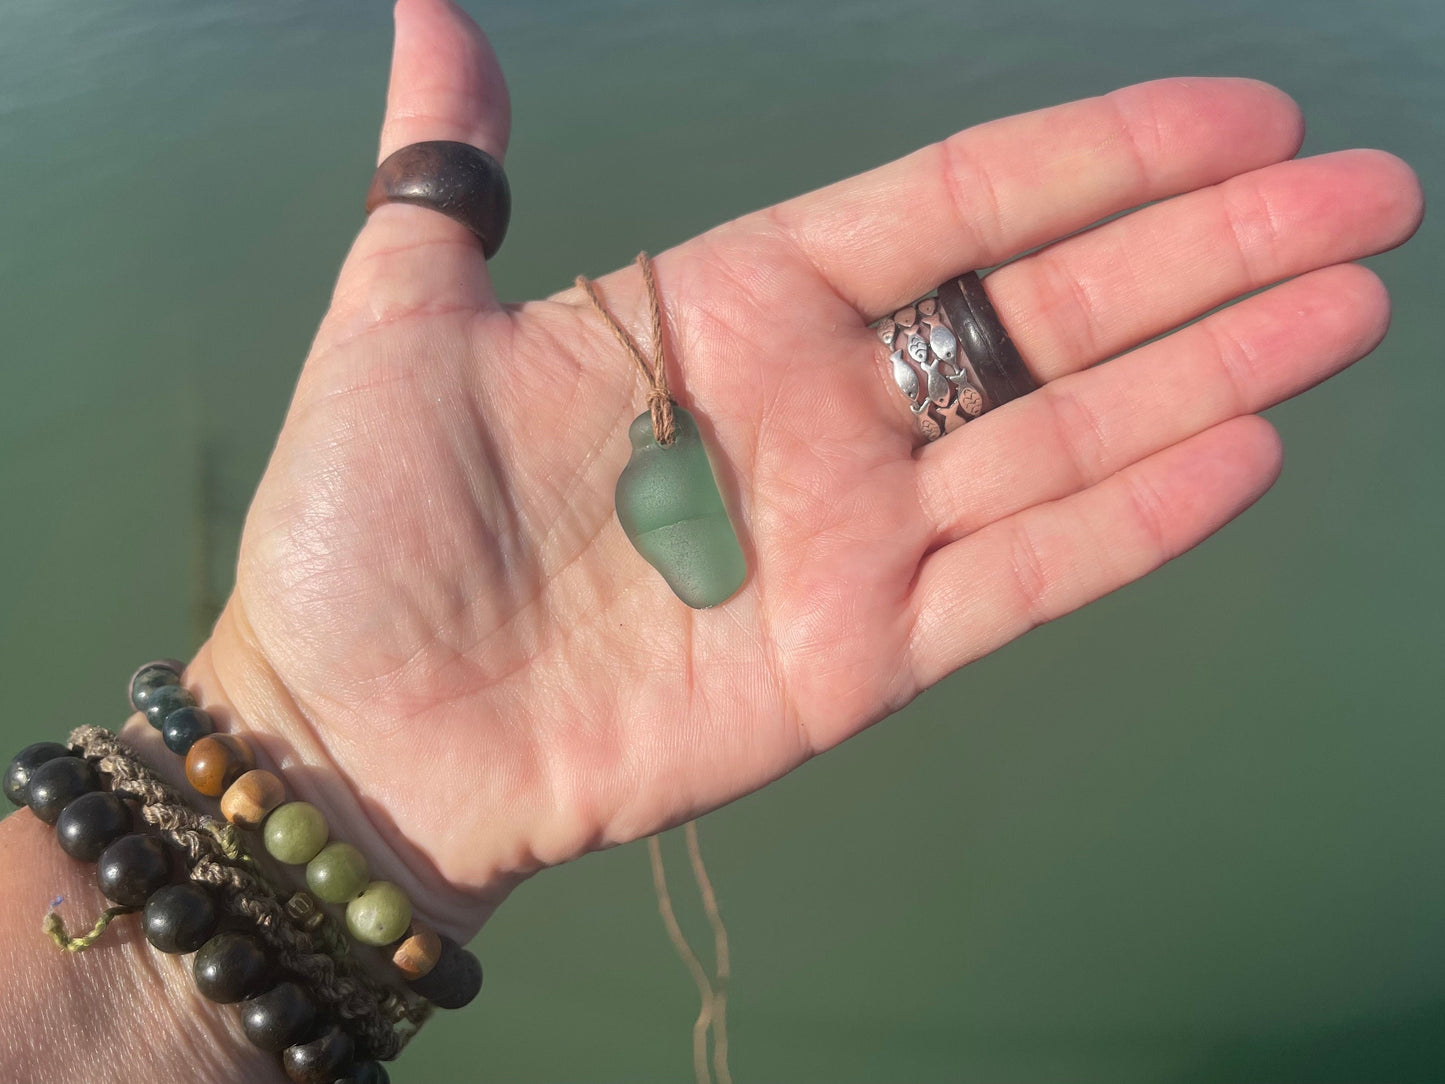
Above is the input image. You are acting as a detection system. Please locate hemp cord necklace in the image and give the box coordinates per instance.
[576,254,736,1081]
[575,252,747,610]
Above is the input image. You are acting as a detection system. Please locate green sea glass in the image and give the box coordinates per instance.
[615,407,746,608]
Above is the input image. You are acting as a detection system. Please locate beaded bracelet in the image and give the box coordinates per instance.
[5,731,399,1083]
[127,659,483,1010]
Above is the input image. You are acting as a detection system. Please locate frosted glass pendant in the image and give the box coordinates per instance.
[615,407,745,608]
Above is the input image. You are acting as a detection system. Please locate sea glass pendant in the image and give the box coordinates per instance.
[615,407,745,608]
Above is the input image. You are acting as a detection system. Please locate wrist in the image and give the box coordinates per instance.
[125,600,508,946]
[0,810,283,1084]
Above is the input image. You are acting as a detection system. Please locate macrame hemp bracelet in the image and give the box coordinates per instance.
[128,660,484,1011]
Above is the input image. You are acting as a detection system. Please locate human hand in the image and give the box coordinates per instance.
[158,0,1421,940]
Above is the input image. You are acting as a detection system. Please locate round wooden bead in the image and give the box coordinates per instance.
[391,922,441,980]
[405,934,482,1009]
[185,734,256,797]
[97,833,175,906]
[221,769,285,829]
[25,756,98,824]
[305,841,369,904]
[143,684,196,730]
[55,791,132,862]
[143,883,218,954]
[4,741,71,806]
[194,931,272,1003]
[161,706,214,755]
[263,801,329,865]
[282,1023,355,1084]
[241,981,318,1053]
[128,659,183,713]
[345,881,412,947]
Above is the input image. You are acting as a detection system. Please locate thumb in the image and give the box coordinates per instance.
[330,0,512,323]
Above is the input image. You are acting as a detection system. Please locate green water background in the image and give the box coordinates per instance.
[1,0,1442,1080]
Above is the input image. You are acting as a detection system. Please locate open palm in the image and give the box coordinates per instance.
[182,0,1420,931]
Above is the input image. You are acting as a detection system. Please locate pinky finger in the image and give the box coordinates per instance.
[907,415,1283,689]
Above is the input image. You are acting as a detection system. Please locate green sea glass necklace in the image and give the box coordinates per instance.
[576,253,746,609]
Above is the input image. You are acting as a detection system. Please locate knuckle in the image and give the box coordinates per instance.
[1041,381,1112,490]
[1006,518,1053,628]
[1121,470,1174,568]
[936,135,1006,259]
[1032,251,1103,364]
[1200,316,1258,417]
[1218,174,1284,282]
[1101,86,1159,195]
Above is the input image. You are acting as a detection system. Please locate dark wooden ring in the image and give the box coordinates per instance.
[935,271,1038,408]
[364,140,511,260]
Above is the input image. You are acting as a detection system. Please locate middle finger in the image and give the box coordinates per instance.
[984,147,1419,382]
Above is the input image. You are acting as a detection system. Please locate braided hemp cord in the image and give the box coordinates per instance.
[575,251,677,445]
[43,903,137,951]
[64,726,431,1061]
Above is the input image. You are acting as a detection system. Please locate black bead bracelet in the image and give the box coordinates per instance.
[3,740,71,805]
[56,790,132,862]
[6,737,394,1083]
[27,755,99,824]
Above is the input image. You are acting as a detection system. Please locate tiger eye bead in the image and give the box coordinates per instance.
[345,881,412,947]
[221,769,285,829]
[282,1023,355,1084]
[5,741,71,806]
[194,931,272,1003]
[391,922,442,980]
[241,981,318,1053]
[55,790,132,862]
[185,734,255,797]
[143,684,196,730]
[25,756,98,824]
[128,659,183,713]
[305,841,369,904]
[263,801,328,865]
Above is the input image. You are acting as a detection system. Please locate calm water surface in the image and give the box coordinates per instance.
[1,1,1442,1080]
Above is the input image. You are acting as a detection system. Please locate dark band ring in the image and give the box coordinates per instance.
[875,271,1039,440]
[938,272,1038,407]
[364,140,511,260]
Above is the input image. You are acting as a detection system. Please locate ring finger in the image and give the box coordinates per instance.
[916,261,1391,543]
